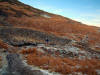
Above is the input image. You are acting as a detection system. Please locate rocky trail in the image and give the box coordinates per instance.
[0,39,100,75]
[0,40,61,75]
[21,43,100,60]
[0,37,100,75]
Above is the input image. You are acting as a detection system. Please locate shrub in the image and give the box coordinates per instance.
[0,40,9,49]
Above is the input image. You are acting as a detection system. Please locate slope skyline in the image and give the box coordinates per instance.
[19,0,100,27]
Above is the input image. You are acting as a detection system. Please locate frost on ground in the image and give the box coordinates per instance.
[22,60,61,75]
[96,69,100,75]
[21,43,100,61]
[34,44,100,59]
[41,14,51,18]
[19,43,100,75]
[0,53,44,75]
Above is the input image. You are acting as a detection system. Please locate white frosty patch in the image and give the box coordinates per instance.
[37,47,45,53]
[41,14,51,18]
[68,72,85,75]
[37,44,46,47]
[96,69,100,75]
[22,60,61,75]
[40,69,61,75]
[64,46,80,54]
[78,55,86,60]
[75,65,81,69]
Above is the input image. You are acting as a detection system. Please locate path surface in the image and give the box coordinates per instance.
[0,40,61,75]
[0,41,44,75]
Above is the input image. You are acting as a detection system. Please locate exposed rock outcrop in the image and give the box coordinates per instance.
[0,27,71,46]
[1,53,44,75]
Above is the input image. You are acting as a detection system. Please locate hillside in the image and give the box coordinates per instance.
[0,0,100,75]
[0,0,100,47]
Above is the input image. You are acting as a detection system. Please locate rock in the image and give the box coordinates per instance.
[4,53,44,75]
[0,27,71,46]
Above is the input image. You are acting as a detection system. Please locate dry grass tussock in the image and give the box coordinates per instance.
[20,48,100,75]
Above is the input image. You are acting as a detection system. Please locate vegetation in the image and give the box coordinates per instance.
[0,0,100,75]
[0,0,100,46]
[0,40,9,49]
[21,48,100,75]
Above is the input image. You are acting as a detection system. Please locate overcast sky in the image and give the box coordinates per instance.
[19,0,100,27]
